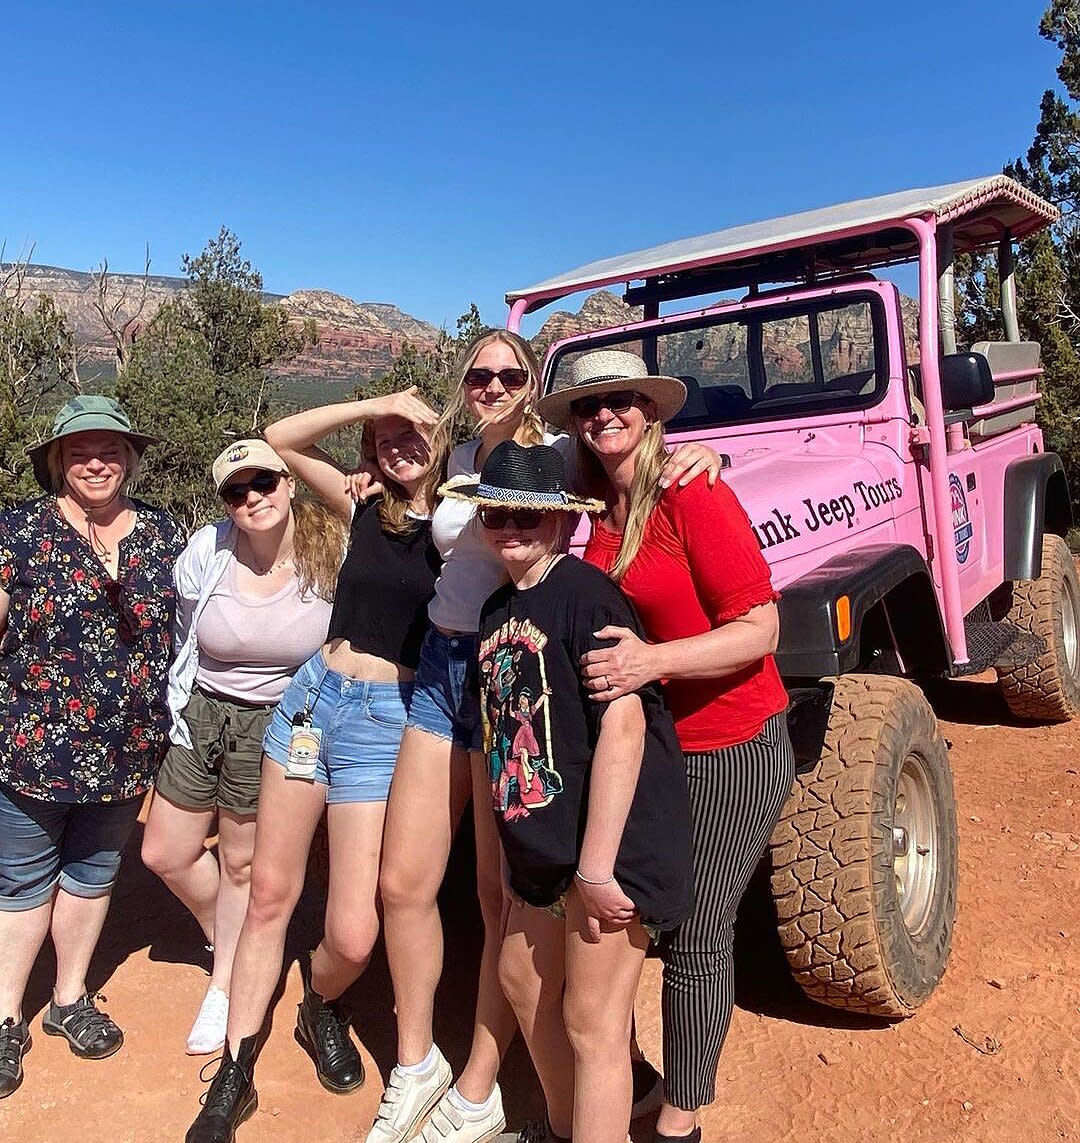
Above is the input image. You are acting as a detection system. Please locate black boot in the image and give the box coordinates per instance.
[185,1035,258,1143]
[0,1018,30,1099]
[294,961,363,1094]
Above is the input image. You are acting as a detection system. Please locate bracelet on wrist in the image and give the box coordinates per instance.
[574,869,615,886]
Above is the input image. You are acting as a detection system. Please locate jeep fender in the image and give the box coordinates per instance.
[1003,452,1072,581]
[775,544,950,678]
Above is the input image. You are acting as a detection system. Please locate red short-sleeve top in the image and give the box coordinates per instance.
[583,479,787,752]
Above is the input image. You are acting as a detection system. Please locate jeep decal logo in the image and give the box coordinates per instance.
[950,473,973,564]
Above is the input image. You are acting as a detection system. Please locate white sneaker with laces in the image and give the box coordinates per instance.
[365,1046,453,1143]
[185,985,229,1055]
[419,1084,506,1143]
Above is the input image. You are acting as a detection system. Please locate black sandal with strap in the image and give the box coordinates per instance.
[42,993,123,1059]
[0,1018,30,1098]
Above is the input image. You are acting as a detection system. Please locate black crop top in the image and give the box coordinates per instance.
[326,499,442,670]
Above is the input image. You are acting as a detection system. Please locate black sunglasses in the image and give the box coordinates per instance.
[221,470,282,506]
[103,578,137,645]
[568,389,641,420]
[464,367,530,391]
[479,507,547,531]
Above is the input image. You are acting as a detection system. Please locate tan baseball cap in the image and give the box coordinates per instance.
[212,439,290,492]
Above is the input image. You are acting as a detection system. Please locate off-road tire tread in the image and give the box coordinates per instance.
[996,535,1080,721]
[768,674,955,1018]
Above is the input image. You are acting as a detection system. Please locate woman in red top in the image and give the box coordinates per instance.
[538,349,795,1143]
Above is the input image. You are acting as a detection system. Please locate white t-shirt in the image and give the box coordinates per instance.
[428,434,576,633]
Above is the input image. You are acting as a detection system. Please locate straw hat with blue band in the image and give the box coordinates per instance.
[438,440,603,515]
[536,348,686,431]
[26,395,159,491]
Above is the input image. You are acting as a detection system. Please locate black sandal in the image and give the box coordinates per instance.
[0,1018,30,1098]
[42,993,123,1059]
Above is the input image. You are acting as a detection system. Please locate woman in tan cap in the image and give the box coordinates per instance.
[0,396,182,1098]
[142,439,346,1057]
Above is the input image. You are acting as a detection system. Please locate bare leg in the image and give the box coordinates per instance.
[226,759,327,1043]
[309,800,387,1001]
[454,749,518,1102]
[51,891,113,1006]
[379,727,470,1065]
[563,887,648,1143]
[0,900,54,1020]
[209,811,258,993]
[141,792,219,944]
[498,901,573,1139]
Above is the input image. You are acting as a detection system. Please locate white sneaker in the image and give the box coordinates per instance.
[185,985,229,1055]
[365,1046,453,1143]
[419,1085,506,1143]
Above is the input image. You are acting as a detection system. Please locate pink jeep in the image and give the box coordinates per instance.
[503,176,1075,1017]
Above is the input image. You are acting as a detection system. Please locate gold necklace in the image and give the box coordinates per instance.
[251,553,293,576]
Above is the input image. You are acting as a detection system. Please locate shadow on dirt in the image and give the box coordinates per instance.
[23,802,896,1132]
[920,674,1037,728]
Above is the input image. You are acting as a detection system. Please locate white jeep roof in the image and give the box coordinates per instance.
[506,175,1058,312]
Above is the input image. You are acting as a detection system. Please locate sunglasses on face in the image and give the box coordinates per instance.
[103,578,137,645]
[569,390,642,420]
[220,471,282,506]
[464,367,530,391]
[479,507,547,531]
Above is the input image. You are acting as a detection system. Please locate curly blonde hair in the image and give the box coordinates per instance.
[292,497,348,601]
[429,330,545,464]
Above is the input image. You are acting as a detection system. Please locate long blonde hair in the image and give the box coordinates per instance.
[292,497,348,602]
[429,330,545,463]
[576,417,669,583]
[360,418,447,537]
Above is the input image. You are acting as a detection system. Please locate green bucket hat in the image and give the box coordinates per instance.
[26,395,159,491]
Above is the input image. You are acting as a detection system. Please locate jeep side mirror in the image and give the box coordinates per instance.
[940,353,994,411]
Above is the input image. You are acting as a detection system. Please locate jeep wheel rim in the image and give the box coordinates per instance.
[893,752,938,937]
[1062,571,1079,676]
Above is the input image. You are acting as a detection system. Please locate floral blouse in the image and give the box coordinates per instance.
[0,496,185,803]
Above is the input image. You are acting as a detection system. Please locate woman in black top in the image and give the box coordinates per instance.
[449,441,692,1143]
[185,388,444,1143]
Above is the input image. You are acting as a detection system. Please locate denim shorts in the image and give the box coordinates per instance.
[262,651,413,804]
[405,628,483,751]
[0,784,142,911]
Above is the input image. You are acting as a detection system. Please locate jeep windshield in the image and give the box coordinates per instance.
[544,291,889,431]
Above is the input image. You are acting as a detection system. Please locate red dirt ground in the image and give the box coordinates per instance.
[0,671,1077,1142]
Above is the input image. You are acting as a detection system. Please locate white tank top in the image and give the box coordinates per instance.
[428,435,577,633]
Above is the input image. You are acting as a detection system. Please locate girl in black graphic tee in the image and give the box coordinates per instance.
[444,440,692,1143]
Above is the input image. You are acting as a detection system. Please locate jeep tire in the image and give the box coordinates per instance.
[996,534,1080,721]
[769,675,957,1018]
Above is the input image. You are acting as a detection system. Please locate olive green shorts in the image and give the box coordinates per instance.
[156,687,274,816]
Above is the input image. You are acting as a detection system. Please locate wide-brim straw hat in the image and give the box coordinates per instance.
[26,395,159,490]
[537,348,687,430]
[211,439,290,492]
[438,440,604,514]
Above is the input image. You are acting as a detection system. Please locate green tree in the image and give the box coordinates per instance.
[117,228,316,530]
[0,262,79,508]
[955,1,1080,506]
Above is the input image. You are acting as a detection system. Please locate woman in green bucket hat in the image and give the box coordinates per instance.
[0,394,183,1097]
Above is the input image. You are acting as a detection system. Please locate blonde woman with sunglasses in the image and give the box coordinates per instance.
[368,330,722,1143]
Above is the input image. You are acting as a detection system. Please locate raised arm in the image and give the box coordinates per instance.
[264,387,438,522]
[574,692,646,941]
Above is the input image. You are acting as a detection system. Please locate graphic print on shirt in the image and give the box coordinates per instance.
[479,616,563,822]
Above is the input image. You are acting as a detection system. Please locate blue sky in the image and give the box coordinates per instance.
[0,1,1060,334]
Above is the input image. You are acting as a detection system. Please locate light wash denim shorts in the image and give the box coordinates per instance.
[0,784,142,911]
[263,651,413,804]
[404,628,483,752]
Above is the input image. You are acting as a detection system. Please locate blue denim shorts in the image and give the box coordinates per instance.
[405,628,483,752]
[0,784,142,911]
[262,651,412,804]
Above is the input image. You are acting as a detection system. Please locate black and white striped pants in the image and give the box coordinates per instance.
[660,710,795,1110]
